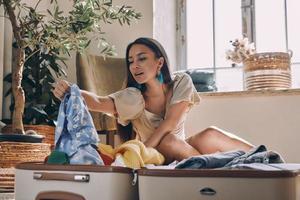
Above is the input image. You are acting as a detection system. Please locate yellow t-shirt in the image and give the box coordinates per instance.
[108,73,200,142]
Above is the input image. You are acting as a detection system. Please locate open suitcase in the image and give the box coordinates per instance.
[15,162,138,200]
[138,168,300,200]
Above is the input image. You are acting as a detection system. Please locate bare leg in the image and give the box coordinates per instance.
[156,134,200,164]
[186,126,254,154]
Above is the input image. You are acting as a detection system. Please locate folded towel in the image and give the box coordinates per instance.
[98,140,165,169]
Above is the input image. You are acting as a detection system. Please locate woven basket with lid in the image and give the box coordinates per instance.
[243,52,292,90]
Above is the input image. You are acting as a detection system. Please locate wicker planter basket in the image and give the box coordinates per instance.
[0,143,50,193]
[1,125,55,146]
[0,142,51,168]
[0,168,15,193]
[243,52,291,90]
[0,125,54,193]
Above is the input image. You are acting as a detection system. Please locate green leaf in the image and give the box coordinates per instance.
[117,5,125,14]
[47,9,53,17]
[85,39,91,48]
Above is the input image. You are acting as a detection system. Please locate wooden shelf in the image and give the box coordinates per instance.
[199,88,300,98]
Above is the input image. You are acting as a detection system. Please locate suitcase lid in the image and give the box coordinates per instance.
[137,168,300,178]
[16,162,133,174]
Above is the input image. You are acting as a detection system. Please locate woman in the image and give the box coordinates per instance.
[53,37,253,164]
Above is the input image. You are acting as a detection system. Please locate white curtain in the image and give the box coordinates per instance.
[0,6,4,120]
[0,6,13,121]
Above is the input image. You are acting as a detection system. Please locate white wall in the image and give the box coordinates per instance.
[153,0,177,72]
[88,0,154,56]
[185,91,300,163]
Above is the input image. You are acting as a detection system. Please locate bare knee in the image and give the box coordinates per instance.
[156,134,179,164]
[157,134,178,151]
[157,134,200,163]
[202,126,222,136]
[192,127,222,143]
[187,127,224,154]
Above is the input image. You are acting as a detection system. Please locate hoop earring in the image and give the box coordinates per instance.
[156,72,164,84]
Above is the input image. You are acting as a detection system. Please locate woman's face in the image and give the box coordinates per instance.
[128,44,164,84]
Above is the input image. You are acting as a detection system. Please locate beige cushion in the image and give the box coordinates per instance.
[76,53,127,131]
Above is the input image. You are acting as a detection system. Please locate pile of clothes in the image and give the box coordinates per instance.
[47,84,164,169]
[175,145,285,169]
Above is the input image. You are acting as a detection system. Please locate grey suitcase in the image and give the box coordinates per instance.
[138,168,300,200]
[15,162,138,200]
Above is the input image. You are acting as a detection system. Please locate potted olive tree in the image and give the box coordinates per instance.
[0,0,141,170]
[0,0,141,140]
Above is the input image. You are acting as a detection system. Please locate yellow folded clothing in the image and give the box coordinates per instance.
[98,140,165,169]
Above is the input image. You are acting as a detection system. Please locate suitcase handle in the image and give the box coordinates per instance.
[199,187,216,196]
[33,172,90,183]
[36,191,85,200]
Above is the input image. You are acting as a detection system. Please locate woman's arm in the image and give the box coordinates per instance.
[80,90,116,114]
[144,101,190,148]
[53,80,117,115]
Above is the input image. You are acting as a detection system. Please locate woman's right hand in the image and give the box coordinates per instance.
[52,80,71,101]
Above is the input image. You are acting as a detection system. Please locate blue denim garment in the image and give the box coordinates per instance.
[55,84,104,165]
[224,145,284,167]
[175,145,284,169]
[175,150,245,169]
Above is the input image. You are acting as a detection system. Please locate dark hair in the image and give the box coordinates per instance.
[118,38,173,142]
[125,37,172,91]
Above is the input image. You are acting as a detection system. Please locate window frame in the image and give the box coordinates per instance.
[178,0,296,91]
